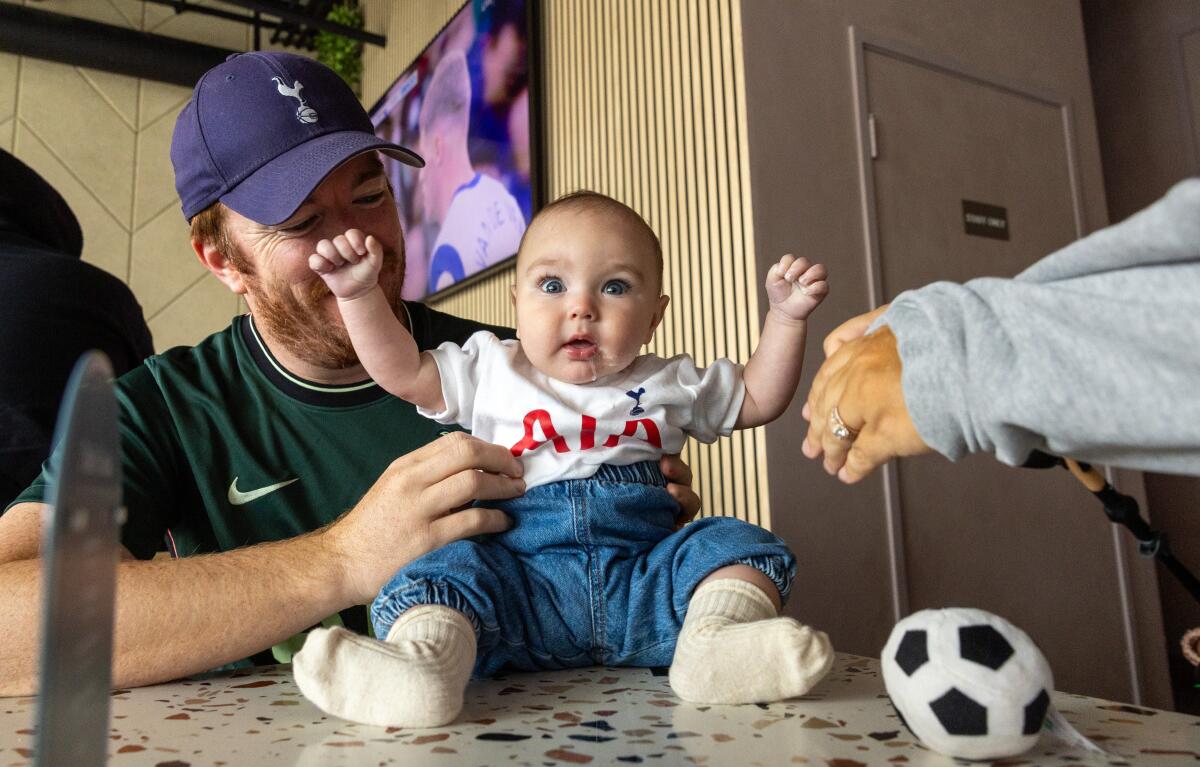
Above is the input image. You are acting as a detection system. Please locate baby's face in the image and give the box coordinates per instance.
[512,208,668,384]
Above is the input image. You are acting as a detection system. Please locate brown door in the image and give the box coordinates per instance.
[1186,29,1200,168]
[862,46,1139,701]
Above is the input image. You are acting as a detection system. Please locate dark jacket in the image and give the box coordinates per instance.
[0,150,153,505]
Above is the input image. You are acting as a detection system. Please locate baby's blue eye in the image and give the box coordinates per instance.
[602,280,629,295]
[540,278,565,294]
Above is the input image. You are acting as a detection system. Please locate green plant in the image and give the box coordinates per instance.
[315,2,364,95]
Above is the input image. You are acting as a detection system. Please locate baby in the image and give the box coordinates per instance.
[293,191,833,727]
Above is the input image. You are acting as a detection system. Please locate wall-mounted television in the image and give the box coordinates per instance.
[369,0,539,300]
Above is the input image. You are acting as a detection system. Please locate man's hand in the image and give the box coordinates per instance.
[800,325,930,483]
[659,453,701,528]
[765,254,828,322]
[322,432,525,605]
[309,228,383,301]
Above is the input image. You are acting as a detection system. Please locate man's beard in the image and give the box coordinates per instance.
[248,251,405,371]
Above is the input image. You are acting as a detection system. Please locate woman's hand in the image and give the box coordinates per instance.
[800,325,930,483]
[821,304,889,357]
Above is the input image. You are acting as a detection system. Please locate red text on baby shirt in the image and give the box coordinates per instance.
[510,410,662,457]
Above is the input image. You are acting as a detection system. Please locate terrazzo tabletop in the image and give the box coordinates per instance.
[2,653,1198,766]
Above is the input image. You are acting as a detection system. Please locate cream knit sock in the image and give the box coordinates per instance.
[669,578,834,704]
[293,605,476,727]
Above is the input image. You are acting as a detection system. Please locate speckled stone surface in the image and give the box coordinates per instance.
[2,653,1198,765]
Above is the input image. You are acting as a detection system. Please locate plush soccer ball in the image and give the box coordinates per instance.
[881,608,1053,760]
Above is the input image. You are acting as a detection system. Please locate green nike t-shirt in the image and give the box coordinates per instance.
[8,302,512,654]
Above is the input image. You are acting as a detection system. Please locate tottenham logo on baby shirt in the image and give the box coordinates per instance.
[272,77,318,124]
[626,387,647,416]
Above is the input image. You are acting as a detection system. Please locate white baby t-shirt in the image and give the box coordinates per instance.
[417,331,746,488]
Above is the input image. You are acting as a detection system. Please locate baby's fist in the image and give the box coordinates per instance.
[765,255,828,321]
[308,229,384,301]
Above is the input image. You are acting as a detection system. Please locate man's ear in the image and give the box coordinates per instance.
[192,237,247,295]
[645,294,670,344]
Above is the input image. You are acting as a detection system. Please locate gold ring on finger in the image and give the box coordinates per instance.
[829,405,859,441]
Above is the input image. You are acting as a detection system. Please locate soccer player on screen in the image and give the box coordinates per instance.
[417,51,525,294]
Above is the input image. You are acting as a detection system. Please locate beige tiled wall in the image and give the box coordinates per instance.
[0,0,272,351]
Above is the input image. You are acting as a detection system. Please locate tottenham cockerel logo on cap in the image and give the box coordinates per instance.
[272,77,318,124]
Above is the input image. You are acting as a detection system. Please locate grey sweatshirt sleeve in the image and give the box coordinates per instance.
[871,178,1200,475]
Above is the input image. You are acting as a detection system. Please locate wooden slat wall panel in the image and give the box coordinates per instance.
[362,1,466,107]
[433,264,519,329]
[362,0,768,528]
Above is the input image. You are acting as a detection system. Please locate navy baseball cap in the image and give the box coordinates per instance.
[171,51,423,225]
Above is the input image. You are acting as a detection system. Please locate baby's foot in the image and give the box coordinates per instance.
[669,579,833,704]
[293,605,476,727]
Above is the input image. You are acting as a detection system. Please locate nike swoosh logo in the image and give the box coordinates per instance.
[228,477,299,505]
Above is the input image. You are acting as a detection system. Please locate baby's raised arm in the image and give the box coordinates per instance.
[735,255,828,429]
[309,229,445,412]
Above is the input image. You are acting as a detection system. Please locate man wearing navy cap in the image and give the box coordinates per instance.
[0,52,699,694]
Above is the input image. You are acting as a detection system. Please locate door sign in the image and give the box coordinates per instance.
[962,200,1009,240]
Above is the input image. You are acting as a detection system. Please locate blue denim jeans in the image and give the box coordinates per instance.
[371,462,796,677]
